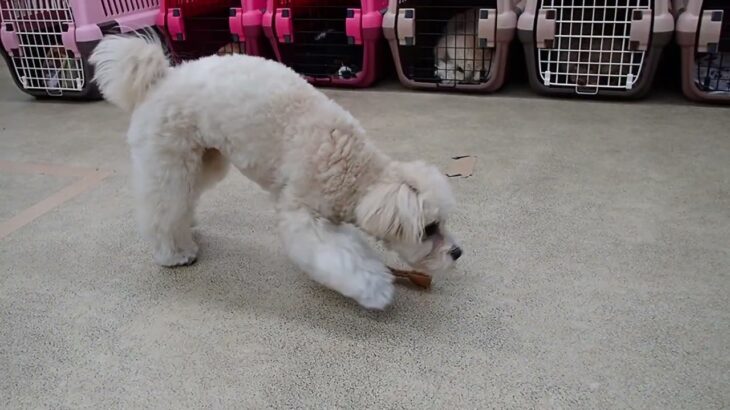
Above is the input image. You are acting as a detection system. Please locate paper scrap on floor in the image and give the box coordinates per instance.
[447,156,476,178]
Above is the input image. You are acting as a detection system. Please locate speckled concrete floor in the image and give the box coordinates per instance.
[1,60,729,409]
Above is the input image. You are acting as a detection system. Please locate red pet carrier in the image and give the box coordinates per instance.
[262,0,388,87]
[383,0,518,92]
[517,0,674,98]
[675,0,730,103]
[156,0,272,61]
[0,0,159,99]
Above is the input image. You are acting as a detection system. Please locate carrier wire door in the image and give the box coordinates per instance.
[0,0,160,99]
[517,0,674,98]
[157,0,242,61]
[383,0,517,92]
[263,0,388,87]
[1,0,85,94]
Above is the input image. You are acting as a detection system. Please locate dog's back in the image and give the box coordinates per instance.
[90,34,361,195]
[90,34,314,113]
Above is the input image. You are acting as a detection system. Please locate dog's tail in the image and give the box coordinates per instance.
[89,33,169,111]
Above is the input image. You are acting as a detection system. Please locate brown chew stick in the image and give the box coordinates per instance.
[389,267,432,289]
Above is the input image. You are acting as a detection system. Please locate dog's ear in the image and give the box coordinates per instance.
[356,181,423,243]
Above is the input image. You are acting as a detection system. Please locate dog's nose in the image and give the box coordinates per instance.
[449,246,462,261]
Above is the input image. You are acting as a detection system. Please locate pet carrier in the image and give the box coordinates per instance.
[517,0,674,98]
[157,0,272,61]
[675,0,730,103]
[382,0,517,92]
[262,0,388,87]
[0,0,159,99]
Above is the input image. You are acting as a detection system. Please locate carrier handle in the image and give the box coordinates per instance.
[535,8,556,49]
[697,10,723,53]
[629,9,652,51]
[1,23,20,56]
[346,8,362,45]
[478,9,497,49]
[396,8,415,46]
[275,8,293,43]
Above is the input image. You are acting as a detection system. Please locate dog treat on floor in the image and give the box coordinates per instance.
[389,267,432,289]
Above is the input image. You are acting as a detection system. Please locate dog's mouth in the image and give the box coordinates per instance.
[412,249,458,277]
[413,261,455,277]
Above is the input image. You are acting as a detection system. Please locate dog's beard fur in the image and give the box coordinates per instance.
[355,161,459,276]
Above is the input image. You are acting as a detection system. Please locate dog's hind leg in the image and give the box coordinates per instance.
[131,145,202,267]
[278,207,394,310]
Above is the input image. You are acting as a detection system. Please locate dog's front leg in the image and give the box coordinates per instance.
[278,208,394,310]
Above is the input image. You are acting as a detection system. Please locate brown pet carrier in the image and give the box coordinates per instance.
[383,0,518,92]
[517,0,674,98]
[675,0,730,103]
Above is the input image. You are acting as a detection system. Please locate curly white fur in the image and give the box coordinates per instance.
[89,34,169,111]
[91,35,461,310]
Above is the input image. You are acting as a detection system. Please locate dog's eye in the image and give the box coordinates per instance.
[423,222,439,239]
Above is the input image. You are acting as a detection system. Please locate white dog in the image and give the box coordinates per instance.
[434,9,491,84]
[90,35,462,310]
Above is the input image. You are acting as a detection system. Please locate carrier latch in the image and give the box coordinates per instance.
[275,8,293,43]
[697,10,724,53]
[346,8,362,45]
[629,9,652,51]
[477,9,497,48]
[167,8,187,41]
[1,23,20,56]
[61,23,79,55]
[229,8,246,43]
[396,8,416,46]
[535,9,556,49]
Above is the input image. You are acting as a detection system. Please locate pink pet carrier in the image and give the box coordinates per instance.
[262,0,388,87]
[156,0,273,61]
[675,0,730,103]
[0,0,159,99]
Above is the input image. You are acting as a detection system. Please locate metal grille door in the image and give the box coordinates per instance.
[277,1,363,79]
[1,0,84,93]
[536,0,651,94]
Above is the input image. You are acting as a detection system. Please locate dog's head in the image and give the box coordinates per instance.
[356,161,461,275]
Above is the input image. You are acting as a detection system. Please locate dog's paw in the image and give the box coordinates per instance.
[355,272,395,310]
[154,245,199,267]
